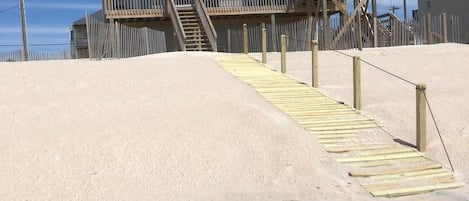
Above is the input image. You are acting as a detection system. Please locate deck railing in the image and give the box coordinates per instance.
[204,0,294,15]
[195,0,218,51]
[104,0,331,18]
[104,0,165,18]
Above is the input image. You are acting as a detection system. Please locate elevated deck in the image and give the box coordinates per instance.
[103,0,347,20]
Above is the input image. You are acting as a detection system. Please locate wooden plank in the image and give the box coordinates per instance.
[325,144,391,153]
[303,120,378,128]
[336,152,423,163]
[350,157,427,168]
[318,138,355,144]
[365,175,457,192]
[357,148,416,156]
[306,123,379,131]
[367,169,450,180]
[315,134,357,139]
[298,117,372,124]
[370,182,464,197]
[362,172,454,187]
[349,163,442,177]
[279,106,348,111]
[311,130,361,135]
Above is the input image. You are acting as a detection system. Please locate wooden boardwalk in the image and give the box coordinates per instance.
[213,54,463,198]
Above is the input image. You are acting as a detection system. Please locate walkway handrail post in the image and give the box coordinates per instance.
[312,40,318,88]
[281,34,286,74]
[243,24,248,54]
[353,56,361,110]
[416,83,427,152]
[262,27,267,63]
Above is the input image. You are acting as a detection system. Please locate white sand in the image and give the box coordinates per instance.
[1,44,468,200]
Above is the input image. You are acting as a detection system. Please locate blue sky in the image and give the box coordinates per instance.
[0,0,101,52]
[0,0,417,53]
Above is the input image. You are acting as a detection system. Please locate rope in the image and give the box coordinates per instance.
[359,59,418,86]
[282,36,418,86]
[423,91,455,172]
[0,4,18,14]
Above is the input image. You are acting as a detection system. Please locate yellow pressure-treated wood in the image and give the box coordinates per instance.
[349,163,442,177]
[337,152,423,163]
[371,182,464,197]
[350,157,427,168]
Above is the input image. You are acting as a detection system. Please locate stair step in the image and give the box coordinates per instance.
[178,12,196,15]
[184,27,201,30]
[185,30,202,35]
[181,18,198,22]
[186,39,207,42]
[186,43,208,46]
[186,34,205,39]
[179,14,196,17]
[182,23,200,26]
[186,48,211,51]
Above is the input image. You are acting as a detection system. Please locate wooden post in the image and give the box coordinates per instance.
[306,0,313,50]
[281,34,286,74]
[227,29,231,53]
[173,32,178,51]
[416,83,427,152]
[243,24,248,54]
[372,0,378,47]
[442,13,448,43]
[144,27,150,55]
[427,13,433,44]
[115,21,121,59]
[353,56,361,110]
[19,0,29,61]
[312,40,319,88]
[85,10,92,59]
[271,14,277,52]
[322,0,329,48]
[403,0,408,21]
[262,27,267,63]
[355,0,363,50]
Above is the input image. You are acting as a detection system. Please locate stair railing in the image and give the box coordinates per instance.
[167,0,187,51]
[194,0,218,52]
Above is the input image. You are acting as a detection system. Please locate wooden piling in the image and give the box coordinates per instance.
[243,24,248,54]
[442,13,448,43]
[353,56,361,110]
[262,27,267,63]
[427,13,433,44]
[281,34,286,73]
[312,40,319,88]
[416,83,427,152]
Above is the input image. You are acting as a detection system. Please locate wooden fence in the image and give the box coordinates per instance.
[87,15,167,59]
[0,49,70,62]
[227,19,310,53]
[227,12,469,53]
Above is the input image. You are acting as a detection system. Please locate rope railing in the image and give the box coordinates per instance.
[270,35,456,172]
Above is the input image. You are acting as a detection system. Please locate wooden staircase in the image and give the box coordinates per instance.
[176,6,212,51]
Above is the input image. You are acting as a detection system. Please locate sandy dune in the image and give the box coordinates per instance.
[1,53,368,200]
[1,44,468,200]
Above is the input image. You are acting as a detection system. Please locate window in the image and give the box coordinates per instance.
[426,0,432,8]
